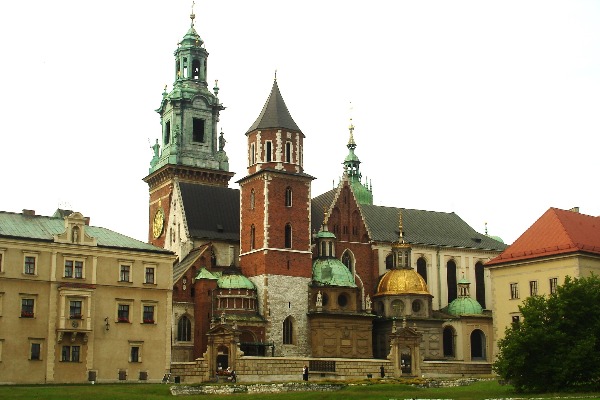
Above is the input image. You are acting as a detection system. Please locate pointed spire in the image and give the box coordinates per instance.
[246,79,301,134]
[190,1,196,27]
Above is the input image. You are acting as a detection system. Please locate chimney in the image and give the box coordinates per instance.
[22,209,35,216]
[568,207,580,213]
[84,217,90,226]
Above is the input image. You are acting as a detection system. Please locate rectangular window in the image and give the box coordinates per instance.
[24,256,36,275]
[70,300,82,319]
[143,305,155,324]
[510,283,519,299]
[549,277,558,294]
[250,143,256,165]
[192,118,205,142]
[285,141,292,163]
[265,141,272,162]
[512,315,520,323]
[529,280,538,296]
[130,346,140,363]
[120,265,131,282]
[0,251,3,273]
[21,298,35,318]
[64,260,73,278]
[30,342,41,360]
[61,345,80,362]
[118,304,130,322]
[74,261,83,278]
[145,267,155,284]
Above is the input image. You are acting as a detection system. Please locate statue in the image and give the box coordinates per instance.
[152,139,160,158]
[316,291,323,307]
[219,130,226,151]
[365,294,372,310]
[220,312,226,325]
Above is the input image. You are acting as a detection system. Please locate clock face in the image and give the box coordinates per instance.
[152,208,165,239]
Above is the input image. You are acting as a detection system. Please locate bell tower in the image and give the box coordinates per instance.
[143,6,234,247]
[238,78,314,356]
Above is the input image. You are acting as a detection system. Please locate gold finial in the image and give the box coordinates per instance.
[348,102,356,145]
[399,209,404,240]
[190,1,196,27]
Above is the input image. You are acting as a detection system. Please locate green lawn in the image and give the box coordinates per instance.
[0,380,599,400]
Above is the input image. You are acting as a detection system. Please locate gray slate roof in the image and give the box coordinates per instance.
[246,80,301,134]
[0,211,171,254]
[311,189,506,251]
[180,183,240,241]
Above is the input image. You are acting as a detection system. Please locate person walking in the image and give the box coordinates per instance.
[302,365,309,381]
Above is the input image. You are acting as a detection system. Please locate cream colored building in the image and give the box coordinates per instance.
[0,209,176,384]
[486,207,600,359]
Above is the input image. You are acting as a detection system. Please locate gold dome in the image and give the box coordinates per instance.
[375,268,430,296]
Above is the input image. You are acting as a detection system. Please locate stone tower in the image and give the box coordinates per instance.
[143,8,233,247]
[238,78,314,356]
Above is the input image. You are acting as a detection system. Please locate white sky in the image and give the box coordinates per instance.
[2,0,599,246]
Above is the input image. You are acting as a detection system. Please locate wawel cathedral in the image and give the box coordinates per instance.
[144,10,506,377]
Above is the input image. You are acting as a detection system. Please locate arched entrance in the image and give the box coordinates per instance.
[470,329,486,360]
[400,346,412,374]
[216,345,229,370]
[443,326,455,357]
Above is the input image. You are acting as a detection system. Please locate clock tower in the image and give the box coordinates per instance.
[144,8,233,247]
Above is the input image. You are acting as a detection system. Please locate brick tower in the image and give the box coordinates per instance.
[143,8,233,247]
[238,78,314,356]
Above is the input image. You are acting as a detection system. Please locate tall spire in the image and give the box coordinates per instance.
[342,104,373,205]
[246,79,301,134]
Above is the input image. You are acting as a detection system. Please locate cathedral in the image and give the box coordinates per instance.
[144,10,506,379]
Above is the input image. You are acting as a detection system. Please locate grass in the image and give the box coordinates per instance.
[0,379,599,400]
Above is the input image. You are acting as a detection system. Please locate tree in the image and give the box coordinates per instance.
[494,274,600,392]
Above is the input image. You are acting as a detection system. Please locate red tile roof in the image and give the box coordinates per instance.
[486,207,600,266]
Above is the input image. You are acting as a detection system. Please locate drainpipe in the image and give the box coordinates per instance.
[436,247,442,310]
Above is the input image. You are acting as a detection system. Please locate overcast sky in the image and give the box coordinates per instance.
[2,0,599,246]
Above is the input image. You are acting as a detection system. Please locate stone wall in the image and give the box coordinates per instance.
[170,357,392,383]
[421,360,492,377]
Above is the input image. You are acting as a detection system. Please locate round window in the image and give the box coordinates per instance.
[412,300,422,313]
[338,294,348,307]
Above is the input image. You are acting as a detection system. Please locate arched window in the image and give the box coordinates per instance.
[250,189,255,210]
[470,329,486,360]
[443,326,455,357]
[285,187,292,207]
[417,257,427,283]
[447,260,457,303]
[385,253,393,270]
[284,224,292,248]
[192,59,200,80]
[250,224,255,250]
[177,316,192,341]
[341,250,353,271]
[475,261,486,308]
[283,316,293,344]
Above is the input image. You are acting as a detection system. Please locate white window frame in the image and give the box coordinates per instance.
[116,299,134,323]
[143,265,156,285]
[64,257,86,279]
[20,294,37,318]
[23,252,39,276]
[118,262,133,283]
[141,301,157,324]
[129,341,143,363]
[29,338,44,361]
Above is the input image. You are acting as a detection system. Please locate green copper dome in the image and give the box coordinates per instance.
[316,230,336,239]
[312,259,357,287]
[447,297,483,316]
[217,274,255,290]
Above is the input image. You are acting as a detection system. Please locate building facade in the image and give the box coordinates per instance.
[486,207,600,359]
[0,210,175,384]
[147,9,507,377]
